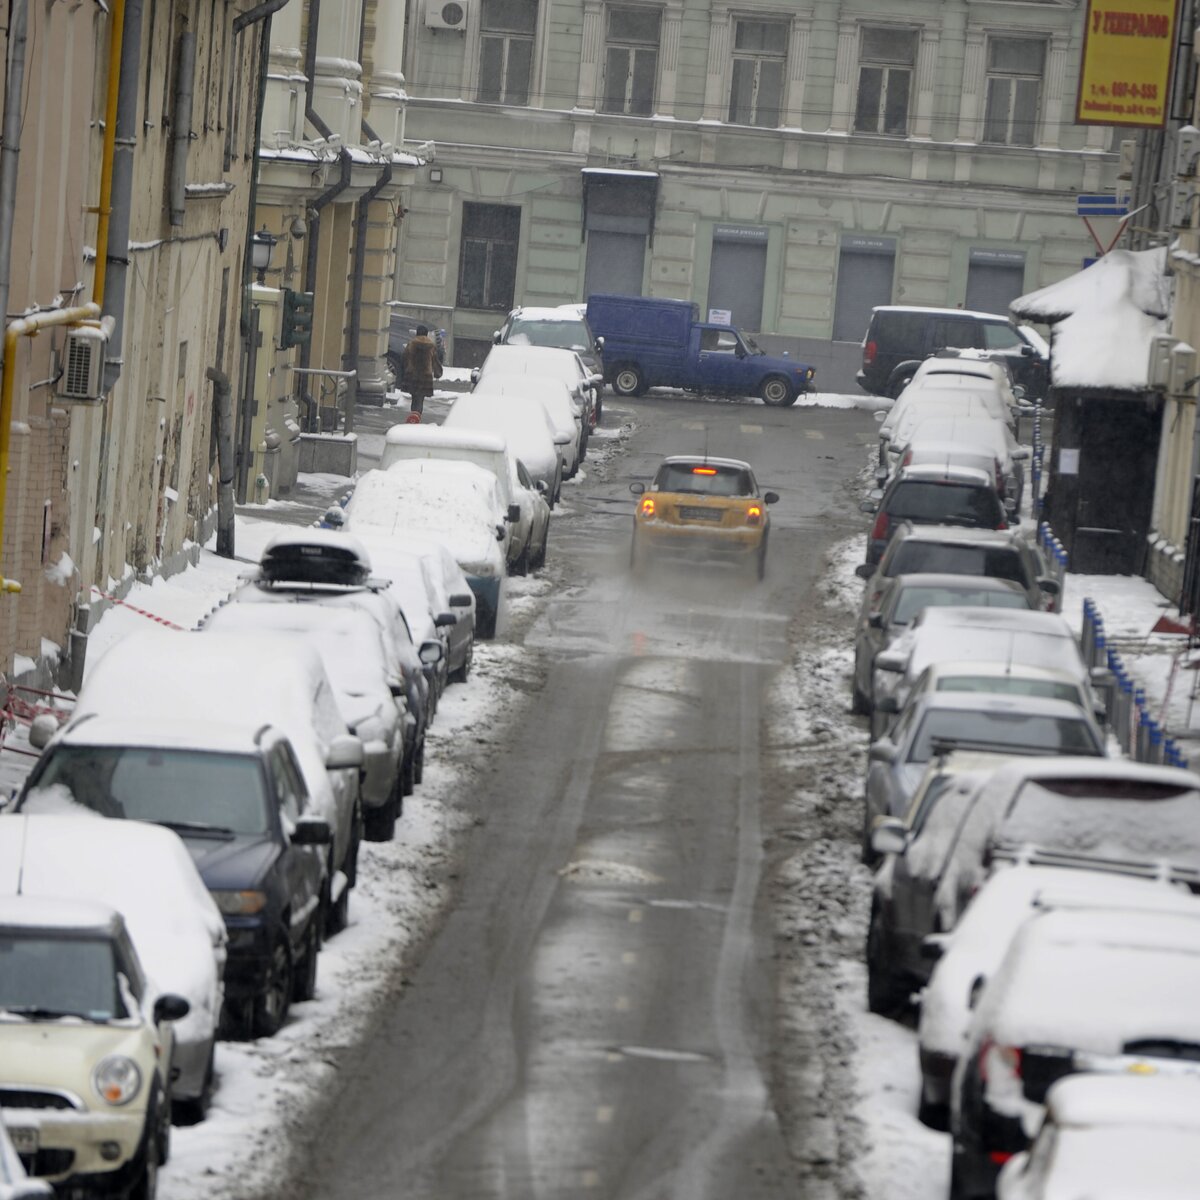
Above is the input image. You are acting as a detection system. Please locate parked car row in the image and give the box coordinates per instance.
[851,370,1200,1200]
[0,518,483,1196]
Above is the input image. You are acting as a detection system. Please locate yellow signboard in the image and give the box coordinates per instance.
[1076,0,1180,128]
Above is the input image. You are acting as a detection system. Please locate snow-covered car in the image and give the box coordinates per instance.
[0,1112,52,1200]
[869,757,1200,1018]
[0,896,189,1198]
[492,305,605,420]
[864,691,1104,833]
[628,455,778,578]
[78,630,365,937]
[472,375,585,477]
[344,463,510,638]
[996,1074,1200,1200]
[202,603,406,843]
[18,716,330,1039]
[901,356,1024,409]
[917,865,1196,1131]
[872,607,1100,724]
[0,815,226,1122]
[877,388,1013,456]
[951,905,1200,1200]
[442,391,568,505]
[352,532,476,685]
[852,574,1034,719]
[890,414,1029,509]
[380,425,549,574]
[473,342,601,433]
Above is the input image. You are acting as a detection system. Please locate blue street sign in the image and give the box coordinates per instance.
[1077,193,1129,216]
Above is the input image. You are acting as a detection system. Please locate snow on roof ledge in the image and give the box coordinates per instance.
[1010,247,1171,392]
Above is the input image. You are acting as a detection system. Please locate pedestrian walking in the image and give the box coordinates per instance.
[401,325,442,418]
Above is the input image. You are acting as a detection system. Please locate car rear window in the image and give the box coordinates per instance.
[655,463,753,496]
[871,312,927,350]
[885,481,1004,526]
[888,543,1028,583]
[936,677,1084,706]
[891,585,1028,625]
[910,710,1101,762]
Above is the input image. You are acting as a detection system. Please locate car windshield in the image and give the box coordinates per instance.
[507,320,590,352]
[655,463,754,496]
[909,710,1099,762]
[889,544,1027,583]
[0,934,125,1021]
[27,746,271,836]
[886,481,1003,526]
[891,585,1028,625]
[937,677,1084,705]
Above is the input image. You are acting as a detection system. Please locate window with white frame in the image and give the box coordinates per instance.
[601,7,661,116]
[478,0,537,105]
[728,19,787,127]
[853,26,917,136]
[982,37,1045,146]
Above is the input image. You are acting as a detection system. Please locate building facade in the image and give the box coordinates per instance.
[396,0,1118,372]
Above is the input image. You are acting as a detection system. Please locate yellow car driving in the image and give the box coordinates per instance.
[629,455,778,578]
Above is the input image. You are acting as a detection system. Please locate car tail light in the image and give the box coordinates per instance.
[979,1038,1022,1085]
[870,511,889,543]
[901,448,913,468]
[997,519,1008,530]
[641,496,655,516]
[988,1152,1015,1166]
[864,340,877,366]
[747,504,762,526]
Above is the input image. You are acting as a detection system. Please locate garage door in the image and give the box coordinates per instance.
[707,226,768,331]
[965,249,1026,315]
[833,236,896,342]
[584,231,646,297]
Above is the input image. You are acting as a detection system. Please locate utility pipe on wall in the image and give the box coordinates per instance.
[90,0,126,306]
[0,0,30,363]
[169,32,197,227]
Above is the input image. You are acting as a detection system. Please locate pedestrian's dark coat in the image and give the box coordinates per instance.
[402,334,440,389]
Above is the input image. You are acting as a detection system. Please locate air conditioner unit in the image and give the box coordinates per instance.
[1170,341,1198,394]
[1176,127,1200,178]
[1148,333,1179,390]
[424,0,469,29]
[1169,181,1198,229]
[57,326,108,403]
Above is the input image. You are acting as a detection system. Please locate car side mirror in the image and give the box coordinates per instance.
[1012,384,1026,400]
[1019,343,1034,357]
[470,368,480,384]
[920,934,949,963]
[860,497,879,514]
[492,330,502,344]
[388,681,407,698]
[868,741,898,764]
[434,612,457,628]
[495,525,506,542]
[450,593,473,607]
[868,613,884,630]
[325,734,364,771]
[855,563,874,580]
[535,479,547,494]
[28,712,58,751]
[1037,577,1061,595]
[873,410,888,424]
[735,344,745,358]
[875,652,905,674]
[874,466,889,484]
[554,432,571,446]
[595,336,605,350]
[153,993,191,1023]
[763,491,779,505]
[506,503,521,523]
[870,817,909,857]
[292,815,334,846]
[630,482,645,495]
[419,640,445,665]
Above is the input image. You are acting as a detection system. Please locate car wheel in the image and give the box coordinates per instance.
[127,1084,164,1200]
[170,1048,213,1127]
[364,786,399,842]
[889,372,914,400]
[325,851,350,937]
[451,638,473,684]
[760,375,795,406]
[866,903,906,1018]
[918,1085,949,1132]
[531,529,547,570]
[252,930,293,1037]
[291,915,320,1002]
[612,364,644,396]
[511,540,530,577]
[414,736,426,786]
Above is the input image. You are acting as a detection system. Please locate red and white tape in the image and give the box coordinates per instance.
[90,585,185,631]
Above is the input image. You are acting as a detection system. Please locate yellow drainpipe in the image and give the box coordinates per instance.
[0,302,101,590]
[89,0,124,306]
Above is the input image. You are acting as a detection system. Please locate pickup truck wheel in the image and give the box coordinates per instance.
[252,931,293,1036]
[291,915,320,1002]
[760,375,795,406]
[612,365,644,396]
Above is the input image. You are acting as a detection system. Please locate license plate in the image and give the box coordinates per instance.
[8,1125,37,1154]
[678,506,722,523]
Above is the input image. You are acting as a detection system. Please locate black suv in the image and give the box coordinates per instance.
[19,715,331,1039]
[857,306,1049,400]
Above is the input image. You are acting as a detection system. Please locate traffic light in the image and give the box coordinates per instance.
[280,288,314,350]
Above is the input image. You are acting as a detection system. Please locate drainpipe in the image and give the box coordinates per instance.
[0,304,102,586]
[168,32,196,227]
[0,0,30,355]
[205,367,236,558]
[101,0,145,394]
[91,0,125,307]
[345,119,392,434]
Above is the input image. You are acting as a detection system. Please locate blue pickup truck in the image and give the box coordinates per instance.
[585,294,816,407]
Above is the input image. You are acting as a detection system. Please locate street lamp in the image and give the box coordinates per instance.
[251,226,278,284]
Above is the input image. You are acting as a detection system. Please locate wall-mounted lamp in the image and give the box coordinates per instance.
[429,167,444,184]
[251,226,278,284]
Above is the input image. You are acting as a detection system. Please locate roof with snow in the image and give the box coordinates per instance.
[1010,247,1171,392]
